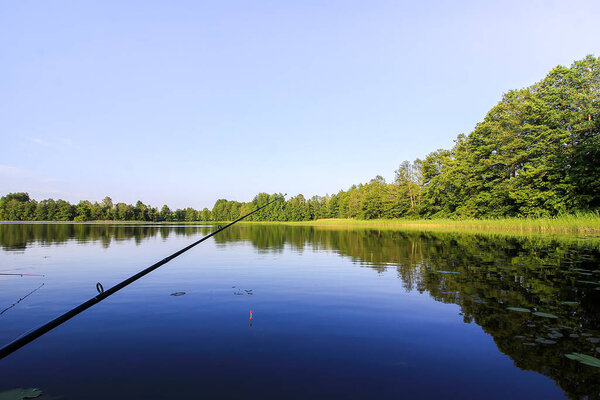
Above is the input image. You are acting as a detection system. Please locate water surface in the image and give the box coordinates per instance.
[0,223,599,399]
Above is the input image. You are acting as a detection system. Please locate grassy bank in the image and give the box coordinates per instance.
[238,214,600,235]
[3,214,600,235]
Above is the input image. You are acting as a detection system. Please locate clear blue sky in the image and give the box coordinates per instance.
[1,0,599,209]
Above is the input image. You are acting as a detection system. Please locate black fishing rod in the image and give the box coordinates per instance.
[0,194,286,361]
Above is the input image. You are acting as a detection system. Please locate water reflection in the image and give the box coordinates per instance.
[1,223,599,398]
[0,223,214,250]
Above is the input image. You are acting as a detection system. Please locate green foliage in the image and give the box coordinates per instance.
[507,307,531,313]
[565,353,600,368]
[0,388,42,400]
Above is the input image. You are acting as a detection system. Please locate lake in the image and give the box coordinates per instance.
[0,223,599,399]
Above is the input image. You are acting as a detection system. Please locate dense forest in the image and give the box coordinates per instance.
[1,56,599,222]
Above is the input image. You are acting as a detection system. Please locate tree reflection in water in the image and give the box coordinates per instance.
[1,223,599,399]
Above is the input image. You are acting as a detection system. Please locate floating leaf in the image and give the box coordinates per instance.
[564,353,600,368]
[0,388,42,400]
[523,342,536,346]
[436,270,460,274]
[560,301,579,306]
[587,338,600,344]
[533,312,558,319]
[507,307,530,313]
[569,334,579,338]
[535,338,556,344]
[548,332,563,339]
[170,292,186,296]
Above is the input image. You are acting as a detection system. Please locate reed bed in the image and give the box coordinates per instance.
[242,213,600,235]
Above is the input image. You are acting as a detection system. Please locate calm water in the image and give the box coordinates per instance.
[0,223,599,399]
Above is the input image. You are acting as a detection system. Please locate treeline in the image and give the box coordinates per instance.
[0,191,323,222]
[416,55,600,217]
[0,193,206,222]
[1,56,599,222]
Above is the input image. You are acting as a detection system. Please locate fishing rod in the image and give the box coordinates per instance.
[0,194,286,361]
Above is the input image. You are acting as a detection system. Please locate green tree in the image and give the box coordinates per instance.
[56,200,75,221]
[34,201,48,221]
[159,205,172,222]
[185,207,198,221]
[101,197,114,220]
[75,200,92,221]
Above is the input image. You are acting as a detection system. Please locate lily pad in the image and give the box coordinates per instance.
[560,301,579,306]
[533,312,558,319]
[523,342,536,346]
[565,353,600,368]
[587,338,600,344]
[535,338,556,344]
[0,388,42,400]
[436,270,460,274]
[548,332,563,339]
[170,292,186,296]
[569,334,579,338]
[507,307,530,313]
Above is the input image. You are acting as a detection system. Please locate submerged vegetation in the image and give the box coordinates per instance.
[1,56,599,223]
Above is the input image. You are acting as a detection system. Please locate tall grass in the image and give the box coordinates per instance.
[241,212,600,235]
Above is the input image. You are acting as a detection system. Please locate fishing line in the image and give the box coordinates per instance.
[0,283,45,317]
[0,194,285,360]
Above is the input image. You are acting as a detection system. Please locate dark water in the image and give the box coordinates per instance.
[0,223,599,399]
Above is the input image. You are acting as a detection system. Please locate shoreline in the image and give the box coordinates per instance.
[2,215,600,235]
